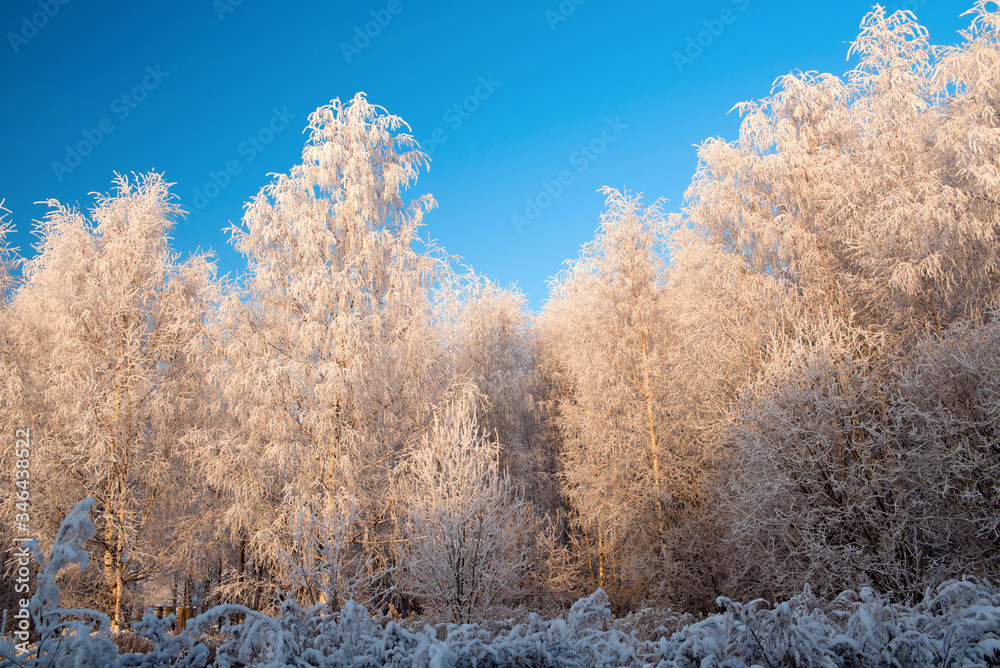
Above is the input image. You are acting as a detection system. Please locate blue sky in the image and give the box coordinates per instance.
[0,0,970,308]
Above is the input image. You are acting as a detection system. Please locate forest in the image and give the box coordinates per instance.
[2,4,1000,666]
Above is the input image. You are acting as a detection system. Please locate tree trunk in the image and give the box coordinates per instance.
[104,522,125,631]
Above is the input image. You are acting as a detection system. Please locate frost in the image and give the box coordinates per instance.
[3,496,997,666]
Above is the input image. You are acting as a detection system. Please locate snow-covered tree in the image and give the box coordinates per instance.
[8,173,218,628]
[683,5,1000,340]
[396,399,539,622]
[204,93,449,610]
[678,3,1000,602]
[540,188,721,610]
[437,273,548,503]
[0,203,18,299]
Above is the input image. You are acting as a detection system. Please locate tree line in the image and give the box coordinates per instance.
[2,3,999,629]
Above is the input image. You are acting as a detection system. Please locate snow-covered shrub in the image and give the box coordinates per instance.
[397,399,541,623]
[642,579,1000,668]
[3,500,1000,667]
[609,607,695,643]
[2,498,119,668]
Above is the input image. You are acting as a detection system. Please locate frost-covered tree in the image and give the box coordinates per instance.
[683,5,1000,341]
[679,3,1000,602]
[540,188,720,610]
[834,5,1000,332]
[204,93,448,609]
[8,173,218,628]
[396,399,539,622]
[437,274,548,503]
[0,203,18,299]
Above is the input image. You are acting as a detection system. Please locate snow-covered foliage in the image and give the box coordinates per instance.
[1,498,118,668]
[5,1,1000,660]
[0,202,19,298]
[396,399,540,622]
[3,501,1000,667]
[5,173,219,628]
[646,580,1000,668]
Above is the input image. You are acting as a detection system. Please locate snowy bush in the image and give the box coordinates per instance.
[4,497,1000,667]
[0,498,119,668]
[644,580,1000,668]
[396,399,541,623]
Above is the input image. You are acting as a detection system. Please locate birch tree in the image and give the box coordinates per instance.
[9,173,218,628]
[204,93,448,609]
[396,399,539,622]
[540,188,719,609]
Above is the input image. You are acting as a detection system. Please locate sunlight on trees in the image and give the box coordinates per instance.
[6,174,218,628]
[3,4,1000,663]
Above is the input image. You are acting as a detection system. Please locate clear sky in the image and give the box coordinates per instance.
[0,0,970,309]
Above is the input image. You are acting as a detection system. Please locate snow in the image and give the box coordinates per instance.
[3,498,998,666]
